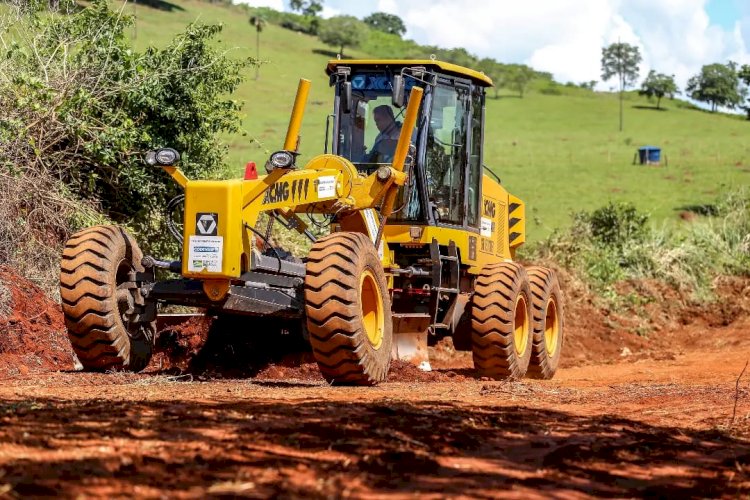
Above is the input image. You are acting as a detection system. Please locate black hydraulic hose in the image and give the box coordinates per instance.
[165,194,185,246]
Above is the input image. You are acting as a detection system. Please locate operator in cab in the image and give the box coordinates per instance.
[364,105,401,163]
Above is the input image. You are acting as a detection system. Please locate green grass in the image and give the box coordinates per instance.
[126,0,750,241]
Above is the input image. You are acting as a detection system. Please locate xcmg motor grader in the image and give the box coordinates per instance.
[60,60,564,384]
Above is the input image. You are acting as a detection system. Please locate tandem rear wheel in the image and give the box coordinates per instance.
[469,262,564,380]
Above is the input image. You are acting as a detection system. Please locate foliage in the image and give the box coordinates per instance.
[0,0,252,258]
[739,64,750,119]
[686,62,744,112]
[289,0,323,18]
[601,43,642,89]
[601,42,642,131]
[363,12,406,36]
[249,14,267,79]
[317,15,367,56]
[529,191,750,300]
[639,70,678,109]
[505,64,536,98]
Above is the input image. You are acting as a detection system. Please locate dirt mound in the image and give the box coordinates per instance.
[0,267,75,377]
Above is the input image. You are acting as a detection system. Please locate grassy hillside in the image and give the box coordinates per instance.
[127,0,750,240]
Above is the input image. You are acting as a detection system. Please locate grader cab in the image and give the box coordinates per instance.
[60,60,564,384]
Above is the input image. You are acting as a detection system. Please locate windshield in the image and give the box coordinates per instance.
[336,72,424,221]
[338,73,405,170]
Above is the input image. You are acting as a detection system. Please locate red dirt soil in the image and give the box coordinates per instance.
[0,267,75,378]
[0,266,749,497]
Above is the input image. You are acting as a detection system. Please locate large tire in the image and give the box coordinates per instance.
[304,232,392,385]
[471,262,533,380]
[526,266,564,379]
[60,225,155,372]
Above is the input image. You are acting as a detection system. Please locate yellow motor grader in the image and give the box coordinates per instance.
[60,60,564,384]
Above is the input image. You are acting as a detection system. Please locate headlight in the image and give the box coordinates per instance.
[268,150,295,170]
[145,148,180,167]
[156,148,180,166]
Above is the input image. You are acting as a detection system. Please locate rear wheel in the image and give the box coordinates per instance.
[470,262,533,380]
[526,266,564,379]
[304,232,392,385]
[60,225,155,372]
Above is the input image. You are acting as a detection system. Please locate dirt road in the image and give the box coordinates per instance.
[0,317,749,499]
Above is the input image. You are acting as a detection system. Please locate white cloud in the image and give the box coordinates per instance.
[360,0,750,91]
[233,0,284,10]
[320,5,342,19]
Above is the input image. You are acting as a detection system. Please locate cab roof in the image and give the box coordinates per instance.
[326,59,494,87]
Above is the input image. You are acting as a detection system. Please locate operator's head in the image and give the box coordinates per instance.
[373,105,396,132]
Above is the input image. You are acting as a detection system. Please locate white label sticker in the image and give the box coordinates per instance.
[363,209,384,259]
[317,175,337,198]
[188,235,223,273]
[480,217,493,237]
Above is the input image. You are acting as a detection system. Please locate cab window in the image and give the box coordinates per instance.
[425,84,470,225]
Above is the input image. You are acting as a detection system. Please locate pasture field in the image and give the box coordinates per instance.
[129,0,749,239]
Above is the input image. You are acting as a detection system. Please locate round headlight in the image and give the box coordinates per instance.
[269,150,294,169]
[156,148,180,165]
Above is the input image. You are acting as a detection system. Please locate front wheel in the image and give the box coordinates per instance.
[304,232,392,385]
[60,225,155,372]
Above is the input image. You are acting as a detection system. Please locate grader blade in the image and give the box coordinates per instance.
[391,313,431,371]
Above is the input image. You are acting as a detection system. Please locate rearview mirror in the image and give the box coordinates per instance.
[392,75,404,108]
[342,81,352,114]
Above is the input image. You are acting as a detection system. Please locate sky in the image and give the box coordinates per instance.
[237,0,750,91]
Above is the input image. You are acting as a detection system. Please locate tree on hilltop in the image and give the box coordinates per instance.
[686,62,744,112]
[601,42,642,131]
[363,12,405,36]
[506,64,535,98]
[248,13,267,80]
[478,58,505,99]
[739,64,750,120]
[290,0,322,17]
[639,70,678,109]
[318,15,366,57]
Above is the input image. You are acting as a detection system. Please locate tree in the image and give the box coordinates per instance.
[249,14,266,80]
[317,15,366,57]
[506,64,535,98]
[686,62,744,112]
[639,70,678,109]
[601,42,642,131]
[478,58,505,99]
[289,0,322,17]
[363,12,406,36]
[739,64,750,120]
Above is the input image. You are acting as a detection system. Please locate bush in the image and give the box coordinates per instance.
[0,0,252,258]
[0,0,253,288]
[530,191,750,300]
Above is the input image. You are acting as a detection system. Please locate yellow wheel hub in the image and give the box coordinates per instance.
[544,298,560,356]
[513,294,529,356]
[360,269,384,350]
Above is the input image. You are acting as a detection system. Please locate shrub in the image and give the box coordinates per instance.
[0,0,252,260]
[529,191,750,301]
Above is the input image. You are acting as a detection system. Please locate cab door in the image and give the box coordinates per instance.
[423,80,473,227]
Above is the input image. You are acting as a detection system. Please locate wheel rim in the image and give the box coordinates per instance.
[360,269,384,350]
[544,297,560,356]
[513,294,529,356]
